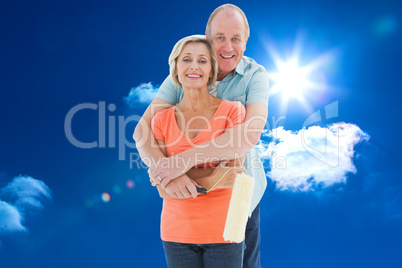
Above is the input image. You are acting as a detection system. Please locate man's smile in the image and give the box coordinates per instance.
[220,54,234,59]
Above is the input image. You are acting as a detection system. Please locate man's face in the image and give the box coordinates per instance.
[208,11,248,80]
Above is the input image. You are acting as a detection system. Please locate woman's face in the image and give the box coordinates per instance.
[175,42,212,89]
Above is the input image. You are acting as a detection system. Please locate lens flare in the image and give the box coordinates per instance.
[126,179,135,189]
[112,185,122,194]
[84,199,94,209]
[373,15,398,36]
[101,192,111,203]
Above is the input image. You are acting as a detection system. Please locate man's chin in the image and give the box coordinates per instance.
[218,57,240,70]
[218,63,236,74]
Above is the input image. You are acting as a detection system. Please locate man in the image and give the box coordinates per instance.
[134,4,269,268]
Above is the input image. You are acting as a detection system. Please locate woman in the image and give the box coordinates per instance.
[151,35,246,268]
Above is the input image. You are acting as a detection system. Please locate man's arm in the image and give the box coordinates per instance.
[133,75,181,166]
[133,76,202,198]
[134,96,225,199]
[183,102,266,164]
[153,102,268,188]
[190,158,245,190]
[133,97,173,167]
[150,67,269,186]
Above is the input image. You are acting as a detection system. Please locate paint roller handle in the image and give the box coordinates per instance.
[196,187,207,194]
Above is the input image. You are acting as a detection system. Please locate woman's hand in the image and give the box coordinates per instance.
[149,156,191,189]
[161,174,201,199]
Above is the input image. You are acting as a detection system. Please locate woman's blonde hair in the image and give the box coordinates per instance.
[169,35,218,87]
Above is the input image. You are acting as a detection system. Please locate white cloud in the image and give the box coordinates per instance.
[123,82,159,107]
[258,123,369,191]
[2,176,51,210]
[0,201,26,232]
[0,176,52,234]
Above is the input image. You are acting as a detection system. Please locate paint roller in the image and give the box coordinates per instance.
[223,173,255,243]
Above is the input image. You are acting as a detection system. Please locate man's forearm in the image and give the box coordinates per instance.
[137,137,165,168]
[177,124,250,166]
[134,118,165,167]
[150,103,268,187]
[190,156,245,190]
[133,97,173,167]
[177,104,267,166]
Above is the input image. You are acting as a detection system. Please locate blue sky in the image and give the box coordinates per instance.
[1,0,401,267]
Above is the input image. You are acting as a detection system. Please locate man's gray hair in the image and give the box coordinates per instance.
[205,4,250,39]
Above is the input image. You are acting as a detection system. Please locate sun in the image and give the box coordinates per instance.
[270,59,310,100]
[266,41,333,113]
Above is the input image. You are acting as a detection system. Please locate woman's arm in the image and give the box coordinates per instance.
[153,138,245,198]
[155,158,245,198]
[152,139,201,199]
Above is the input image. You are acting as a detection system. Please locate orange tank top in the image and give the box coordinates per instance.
[151,100,245,244]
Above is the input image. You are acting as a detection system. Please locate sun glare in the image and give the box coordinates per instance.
[271,60,309,100]
[266,41,332,113]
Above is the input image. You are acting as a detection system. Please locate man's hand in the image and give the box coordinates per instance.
[149,156,192,189]
[209,160,245,189]
[163,174,200,199]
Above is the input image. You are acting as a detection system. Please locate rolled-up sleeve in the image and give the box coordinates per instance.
[245,69,269,106]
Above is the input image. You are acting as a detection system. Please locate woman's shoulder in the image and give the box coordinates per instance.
[213,100,245,127]
[154,106,175,120]
[220,100,245,112]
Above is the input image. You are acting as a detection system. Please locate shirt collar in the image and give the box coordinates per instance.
[222,57,246,81]
[235,56,246,75]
